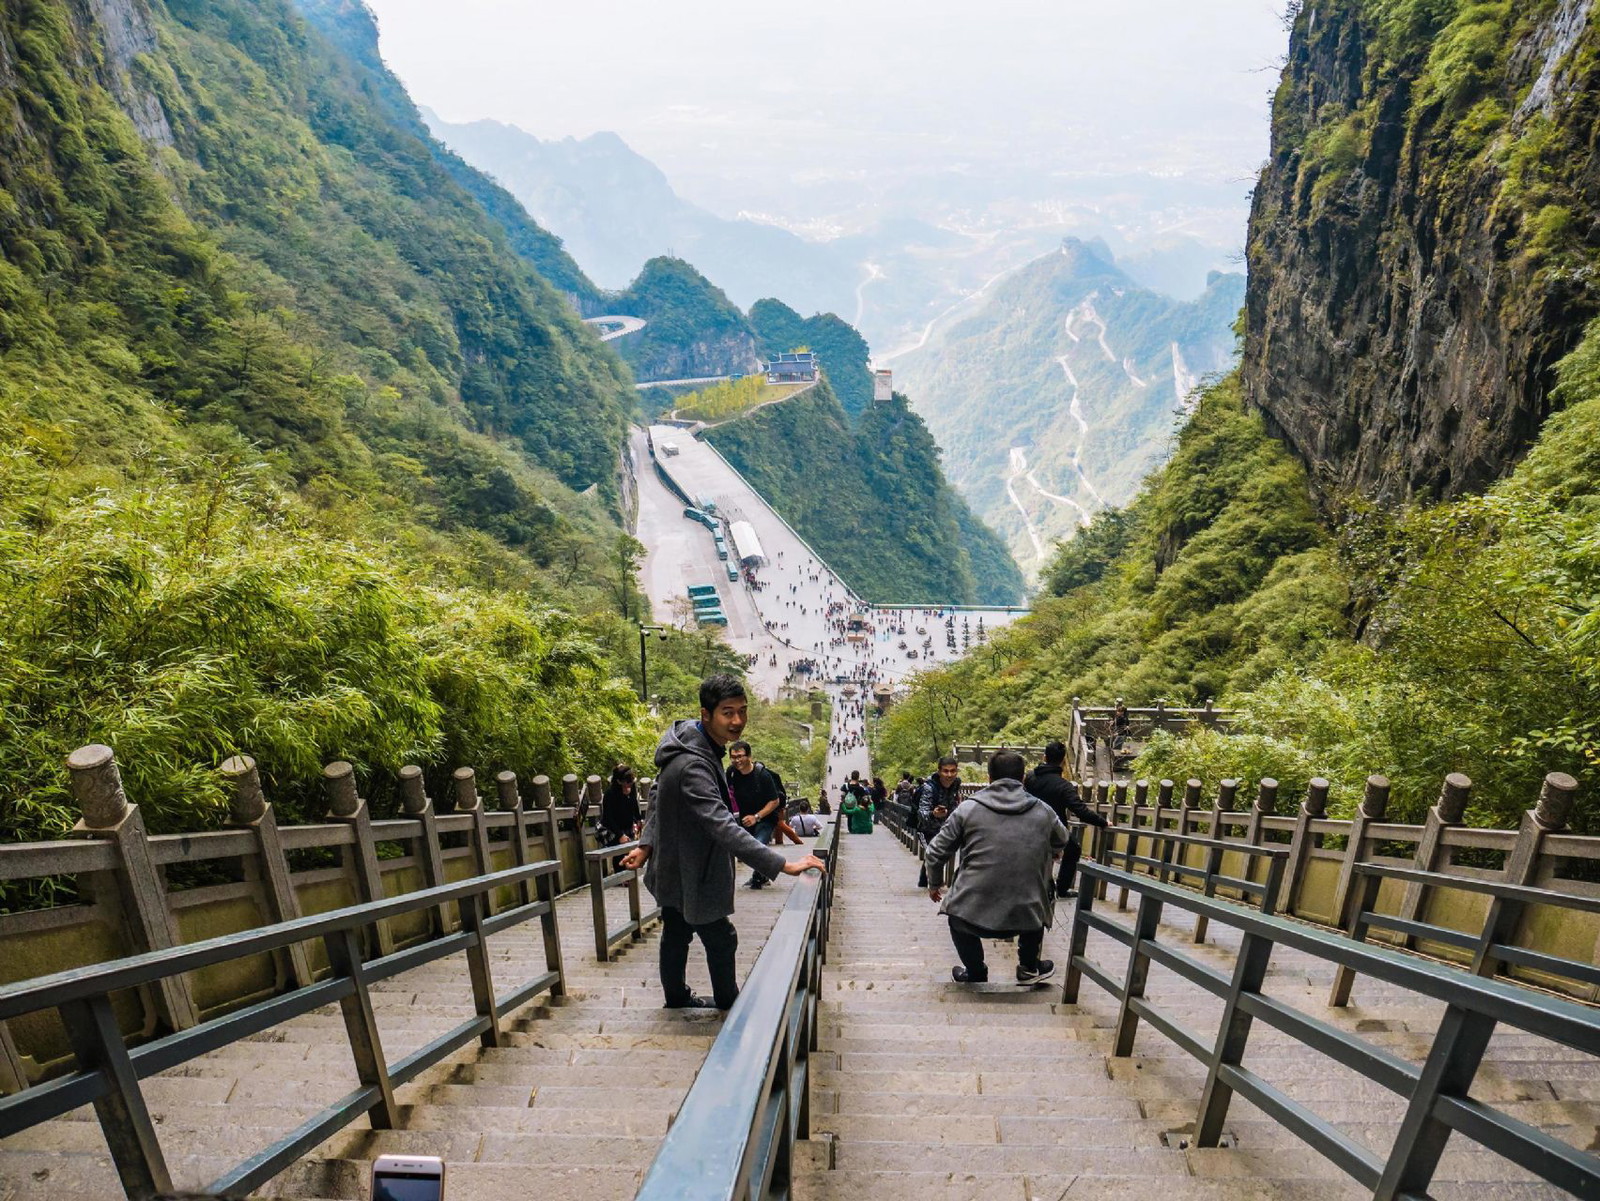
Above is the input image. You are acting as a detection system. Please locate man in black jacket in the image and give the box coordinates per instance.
[914,756,963,888]
[1024,740,1107,897]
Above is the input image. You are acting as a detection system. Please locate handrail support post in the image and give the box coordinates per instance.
[59,994,172,1200]
[322,925,399,1129]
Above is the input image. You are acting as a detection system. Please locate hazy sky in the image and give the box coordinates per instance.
[363,0,1290,217]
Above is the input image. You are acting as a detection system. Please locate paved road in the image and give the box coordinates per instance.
[632,422,1025,801]
[634,376,731,390]
[582,314,646,342]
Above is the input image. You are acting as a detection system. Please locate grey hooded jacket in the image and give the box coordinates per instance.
[642,720,788,924]
[923,778,1069,932]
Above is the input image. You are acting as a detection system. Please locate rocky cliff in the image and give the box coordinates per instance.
[1243,0,1600,504]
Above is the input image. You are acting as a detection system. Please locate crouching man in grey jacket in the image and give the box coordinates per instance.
[924,750,1069,984]
[622,674,826,1010]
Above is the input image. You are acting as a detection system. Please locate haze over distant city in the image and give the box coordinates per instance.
[363,0,1289,250]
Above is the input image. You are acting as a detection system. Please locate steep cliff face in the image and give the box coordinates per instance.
[1243,0,1600,504]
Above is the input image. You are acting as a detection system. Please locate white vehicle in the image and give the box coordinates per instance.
[659,440,680,457]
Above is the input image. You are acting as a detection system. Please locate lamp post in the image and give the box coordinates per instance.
[639,624,667,703]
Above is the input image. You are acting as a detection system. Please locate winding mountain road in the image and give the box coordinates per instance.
[582,314,646,342]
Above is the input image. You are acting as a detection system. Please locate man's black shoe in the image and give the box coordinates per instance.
[1016,959,1056,985]
[745,877,767,889]
[663,994,718,1010]
[951,966,988,984]
[1061,889,1079,899]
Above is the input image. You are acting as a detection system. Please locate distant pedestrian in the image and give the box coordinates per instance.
[599,762,642,845]
[1024,740,1107,897]
[924,751,1068,984]
[624,675,826,1010]
[914,756,963,888]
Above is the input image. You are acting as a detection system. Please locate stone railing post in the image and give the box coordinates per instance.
[399,766,451,936]
[222,756,312,989]
[531,774,559,868]
[1179,778,1202,838]
[1279,777,1329,916]
[583,774,604,856]
[560,773,583,888]
[322,762,394,957]
[1192,780,1238,944]
[452,768,495,884]
[497,771,537,907]
[1473,773,1581,988]
[639,776,654,828]
[1396,773,1471,946]
[67,746,198,1031]
[1328,775,1391,1005]
[1245,777,1277,847]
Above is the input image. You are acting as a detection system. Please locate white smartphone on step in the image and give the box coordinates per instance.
[371,1153,445,1201]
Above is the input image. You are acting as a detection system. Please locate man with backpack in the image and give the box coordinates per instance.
[728,739,783,887]
[1023,740,1107,898]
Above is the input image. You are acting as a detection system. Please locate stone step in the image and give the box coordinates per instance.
[789,1168,1377,1201]
[395,1103,671,1135]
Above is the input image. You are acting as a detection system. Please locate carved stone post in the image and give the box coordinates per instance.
[1473,773,1579,986]
[1280,777,1330,916]
[453,768,496,882]
[531,774,560,871]
[1396,773,1471,945]
[222,756,312,989]
[322,762,393,957]
[399,766,451,936]
[583,774,604,857]
[1328,775,1392,1005]
[497,771,536,907]
[1246,778,1278,842]
[1193,780,1238,944]
[66,746,198,1031]
[559,773,583,889]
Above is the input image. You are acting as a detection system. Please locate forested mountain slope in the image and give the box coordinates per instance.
[704,382,1025,607]
[895,239,1243,575]
[883,0,1600,831]
[0,0,659,849]
[608,256,762,382]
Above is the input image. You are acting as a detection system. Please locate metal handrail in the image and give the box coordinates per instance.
[1064,861,1600,1199]
[1330,861,1600,1001]
[1097,823,1289,917]
[584,840,662,961]
[0,860,566,1201]
[636,819,837,1201]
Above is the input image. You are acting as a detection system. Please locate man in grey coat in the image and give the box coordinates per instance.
[924,750,1069,984]
[623,674,825,1009]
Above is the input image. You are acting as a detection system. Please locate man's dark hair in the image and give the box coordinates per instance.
[1044,740,1067,765]
[988,750,1026,782]
[729,739,752,756]
[936,755,959,769]
[700,673,747,711]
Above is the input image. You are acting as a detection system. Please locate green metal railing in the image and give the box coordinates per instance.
[584,840,662,961]
[635,819,838,1201]
[1064,860,1600,1200]
[0,861,566,1200]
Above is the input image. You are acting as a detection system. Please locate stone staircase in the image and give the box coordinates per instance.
[793,825,1599,1201]
[0,848,814,1201]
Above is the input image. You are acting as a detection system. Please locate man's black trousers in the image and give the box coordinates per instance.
[948,915,1043,981]
[660,905,740,1009]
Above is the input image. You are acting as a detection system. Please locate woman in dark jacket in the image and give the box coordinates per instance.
[600,763,641,846]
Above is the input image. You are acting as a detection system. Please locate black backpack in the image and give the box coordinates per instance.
[758,762,788,802]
